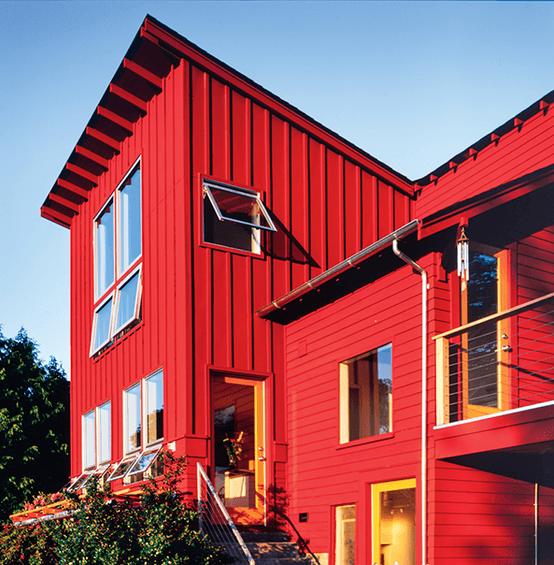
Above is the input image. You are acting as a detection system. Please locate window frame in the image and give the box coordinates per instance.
[371,478,416,565]
[334,504,356,565]
[202,178,276,255]
[116,370,164,483]
[91,159,142,356]
[339,343,393,445]
[82,401,112,473]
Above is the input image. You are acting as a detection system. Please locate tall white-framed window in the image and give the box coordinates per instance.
[98,401,112,465]
[83,410,96,471]
[145,370,164,445]
[125,382,142,455]
[91,159,142,356]
[82,400,112,472]
[111,370,164,483]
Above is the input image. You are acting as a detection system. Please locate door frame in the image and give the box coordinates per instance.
[460,245,511,419]
[210,370,267,524]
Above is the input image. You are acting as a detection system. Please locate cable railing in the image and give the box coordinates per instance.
[435,291,554,425]
[197,462,255,565]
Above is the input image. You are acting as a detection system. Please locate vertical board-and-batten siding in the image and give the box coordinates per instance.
[70,55,413,478]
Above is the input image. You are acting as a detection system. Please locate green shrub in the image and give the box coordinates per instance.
[0,453,230,565]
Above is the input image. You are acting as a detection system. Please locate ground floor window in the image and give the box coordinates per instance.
[335,504,356,565]
[372,479,416,565]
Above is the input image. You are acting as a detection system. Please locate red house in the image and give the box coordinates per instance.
[40,15,554,565]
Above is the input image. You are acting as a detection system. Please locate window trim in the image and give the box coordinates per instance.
[124,369,164,457]
[202,177,276,255]
[91,159,142,356]
[339,342,393,444]
[112,265,143,337]
[90,292,115,356]
[83,410,96,471]
[371,478,417,565]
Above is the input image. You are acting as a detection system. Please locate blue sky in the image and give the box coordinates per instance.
[2,1,554,376]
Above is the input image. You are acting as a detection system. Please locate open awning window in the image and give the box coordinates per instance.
[203,182,277,232]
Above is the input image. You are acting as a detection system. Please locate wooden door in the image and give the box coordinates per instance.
[461,246,510,419]
[212,374,266,524]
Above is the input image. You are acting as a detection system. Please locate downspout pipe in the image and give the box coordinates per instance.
[392,239,428,565]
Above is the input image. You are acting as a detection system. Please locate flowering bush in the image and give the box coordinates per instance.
[0,453,230,565]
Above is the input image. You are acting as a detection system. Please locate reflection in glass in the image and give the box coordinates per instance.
[146,371,163,444]
[341,343,392,442]
[125,383,141,453]
[335,505,355,565]
[466,251,498,407]
[83,410,95,470]
[93,297,113,351]
[114,270,140,333]
[98,402,111,464]
[95,203,114,297]
[118,168,141,275]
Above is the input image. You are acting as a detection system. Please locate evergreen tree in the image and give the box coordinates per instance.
[0,328,69,521]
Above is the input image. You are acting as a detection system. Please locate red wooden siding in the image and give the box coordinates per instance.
[68,44,413,487]
[416,107,554,220]
[284,258,430,557]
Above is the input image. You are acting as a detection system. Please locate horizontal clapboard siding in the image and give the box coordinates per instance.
[284,258,431,555]
[416,107,554,220]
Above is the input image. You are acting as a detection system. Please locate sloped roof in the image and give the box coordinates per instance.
[41,15,414,228]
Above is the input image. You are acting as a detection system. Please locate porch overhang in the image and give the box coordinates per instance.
[435,402,554,485]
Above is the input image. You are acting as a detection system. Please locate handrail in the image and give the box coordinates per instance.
[196,463,255,565]
[433,290,554,341]
[272,506,321,565]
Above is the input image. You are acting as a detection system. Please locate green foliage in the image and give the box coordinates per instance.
[0,328,69,522]
[0,453,230,565]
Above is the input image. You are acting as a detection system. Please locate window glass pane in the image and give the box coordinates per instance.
[204,198,258,253]
[118,168,141,274]
[340,344,392,443]
[114,270,140,333]
[335,505,355,565]
[125,383,141,454]
[377,344,392,434]
[93,297,113,352]
[206,185,273,229]
[95,203,114,297]
[146,371,163,444]
[98,402,111,464]
[83,411,96,470]
[378,488,416,565]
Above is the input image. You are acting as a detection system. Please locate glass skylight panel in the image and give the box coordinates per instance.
[203,183,276,231]
[114,269,141,334]
[118,167,142,275]
[95,202,114,298]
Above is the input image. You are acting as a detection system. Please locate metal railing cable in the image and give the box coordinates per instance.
[197,463,255,565]
[444,304,554,418]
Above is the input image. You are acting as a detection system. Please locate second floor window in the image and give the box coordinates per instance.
[91,160,142,355]
[339,343,392,443]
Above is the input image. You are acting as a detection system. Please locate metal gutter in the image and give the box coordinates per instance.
[256,219,420,319]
